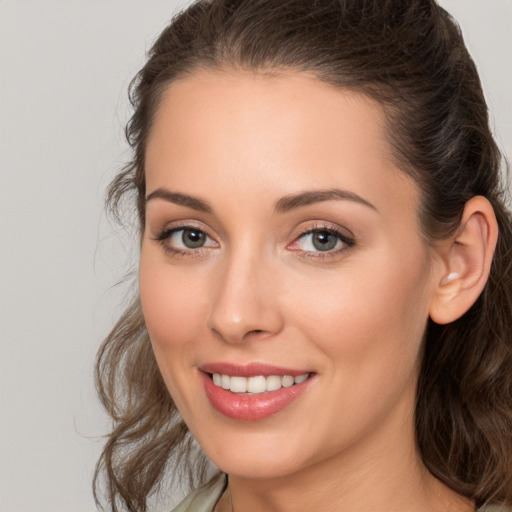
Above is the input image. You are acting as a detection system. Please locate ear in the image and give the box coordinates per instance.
[429,196,498,325]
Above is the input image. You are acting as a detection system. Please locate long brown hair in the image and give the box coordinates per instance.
[94,1,512,510]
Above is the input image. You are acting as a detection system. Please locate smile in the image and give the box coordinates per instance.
[212,373,309,394]
[199,365,315,421]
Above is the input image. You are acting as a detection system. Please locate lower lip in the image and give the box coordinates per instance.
[200,372,313,421]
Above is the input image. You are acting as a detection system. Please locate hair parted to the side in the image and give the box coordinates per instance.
[94,1,512,511]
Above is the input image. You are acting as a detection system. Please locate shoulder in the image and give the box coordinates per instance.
[170,474,227,512]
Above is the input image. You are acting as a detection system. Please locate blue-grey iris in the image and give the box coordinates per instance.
[182,229,206,248]
[313,231,338,251]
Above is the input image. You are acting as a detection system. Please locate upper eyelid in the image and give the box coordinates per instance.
[158,225,213,238]
[292,221,355,240]
[293,228,353,247]
[157,225,218,245]
[152,220,215,238]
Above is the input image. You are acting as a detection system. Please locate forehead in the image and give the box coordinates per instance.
[145,69,418,219]
[147,69,389,169]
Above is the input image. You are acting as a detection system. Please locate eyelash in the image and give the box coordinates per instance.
[153,224,216,257]
[153,223,355,259]
[291,223,355,260]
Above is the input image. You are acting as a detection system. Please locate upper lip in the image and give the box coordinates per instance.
[199,362,312,377]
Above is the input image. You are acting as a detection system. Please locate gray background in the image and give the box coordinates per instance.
[1,1,511,511]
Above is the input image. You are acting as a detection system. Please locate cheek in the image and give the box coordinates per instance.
[139,253,215,418]
[284,246,432,377]
[139,253,210,366]
[278,249,432,446]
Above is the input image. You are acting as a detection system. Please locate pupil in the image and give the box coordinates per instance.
[182,229,205,248]
[313,231,337,251]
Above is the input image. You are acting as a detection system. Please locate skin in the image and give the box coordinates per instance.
[139,70,475,512]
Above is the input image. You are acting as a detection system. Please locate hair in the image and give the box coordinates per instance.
[94,1,512,511]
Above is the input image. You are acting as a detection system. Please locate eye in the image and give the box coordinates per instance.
[289,226,354,254]
[170,228,210,249]
[154,226,217,254]
[298,230,340,251]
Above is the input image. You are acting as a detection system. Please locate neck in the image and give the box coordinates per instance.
[226,453,472,512]
[218,400,474,512]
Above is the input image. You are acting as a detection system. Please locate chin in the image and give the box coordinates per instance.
[194,427,321,481]
[213,454,308,481]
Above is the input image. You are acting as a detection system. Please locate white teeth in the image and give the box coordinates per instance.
[211,373,309,394]
[266,375,282,392]
[247,375,267,393]
[229,376,247,393]
[282,375,294,388]
[294,373,308,384]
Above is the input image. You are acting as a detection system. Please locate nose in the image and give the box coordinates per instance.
[207,250,284,344]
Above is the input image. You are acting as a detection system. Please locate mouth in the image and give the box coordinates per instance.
[210,372,310,394]
[199,364,315,421]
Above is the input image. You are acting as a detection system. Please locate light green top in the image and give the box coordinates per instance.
[170,475,508,512]
[170,475,226,512]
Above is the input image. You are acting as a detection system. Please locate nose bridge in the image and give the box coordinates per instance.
[207,239,283,343]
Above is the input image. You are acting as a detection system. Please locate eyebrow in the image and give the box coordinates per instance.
[274,188,377,213]
[145,188,213,213]
[145,187,376,214]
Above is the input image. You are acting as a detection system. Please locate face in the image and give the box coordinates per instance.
[140,70,440,480]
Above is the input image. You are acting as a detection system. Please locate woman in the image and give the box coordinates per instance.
[94,1,512,511]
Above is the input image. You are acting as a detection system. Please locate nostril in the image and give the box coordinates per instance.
[243,329,265,340]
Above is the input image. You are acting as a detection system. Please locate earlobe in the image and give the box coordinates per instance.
[429,196,498,325]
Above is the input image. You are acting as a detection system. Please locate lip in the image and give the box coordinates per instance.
[200,362,311,377]
[199,363,315,421]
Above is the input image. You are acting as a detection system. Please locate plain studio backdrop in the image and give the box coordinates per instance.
[0,1,510,511]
